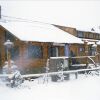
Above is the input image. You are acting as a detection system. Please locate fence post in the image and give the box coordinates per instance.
[75,72,78,79]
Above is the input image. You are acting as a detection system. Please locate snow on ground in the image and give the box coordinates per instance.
[0,74,100,100]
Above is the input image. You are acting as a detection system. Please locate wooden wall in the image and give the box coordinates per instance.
[54,25,77,36]
[0,27,5,66]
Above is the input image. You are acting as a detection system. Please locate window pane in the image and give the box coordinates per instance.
[77,31,84,38]
[48,47,57,57]
[5,46,19,60]
[28,45,43,58]
[89,33,93,38]
[5,31,14,42]
[11,46,19,60]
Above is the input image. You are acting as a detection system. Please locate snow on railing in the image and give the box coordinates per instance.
[0,56,99,80]
[19,66,100,79]
[50,56,95,59]
[0,66,100,83]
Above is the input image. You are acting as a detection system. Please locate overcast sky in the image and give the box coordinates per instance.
[0,1,100,29]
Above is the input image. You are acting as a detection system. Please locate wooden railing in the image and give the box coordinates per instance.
[9,67,100,79]
[0,66,100,81]
[0,56,100,81]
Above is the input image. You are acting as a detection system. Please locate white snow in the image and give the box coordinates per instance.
[0,75,100,100]
[97,41,100,45]
[0,21,83,44]
[76,26,100,34]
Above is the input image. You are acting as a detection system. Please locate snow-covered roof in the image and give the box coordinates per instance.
[0,21,83,44]
[76,27,100,34]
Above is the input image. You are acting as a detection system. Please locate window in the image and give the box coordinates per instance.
[5,46,19,60]
[11,46,19,60]
[99,34,100,39]
[89,33,93,39]
[89,46,96,56]
[96,34,99,39]
[28,44,43,59]
[4,31,19,60]
[5,31,14,42]
[84,32,89,38]
[77,31,84,38]
[93,34,96,39]
[48,47,59,57]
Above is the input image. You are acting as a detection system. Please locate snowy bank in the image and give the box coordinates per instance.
[0,75,100,100]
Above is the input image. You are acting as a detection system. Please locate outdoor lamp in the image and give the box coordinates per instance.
[4,40,14,50]
[4,40,14,73]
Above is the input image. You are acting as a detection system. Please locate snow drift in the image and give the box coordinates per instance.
[0,75,100,100]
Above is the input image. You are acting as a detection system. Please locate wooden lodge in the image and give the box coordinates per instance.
[0,21,83,73]
[0,21,100,73]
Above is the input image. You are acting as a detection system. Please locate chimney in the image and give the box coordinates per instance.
[91,28,95,31]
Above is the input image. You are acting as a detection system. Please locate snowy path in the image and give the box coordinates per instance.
[0,75,100,100]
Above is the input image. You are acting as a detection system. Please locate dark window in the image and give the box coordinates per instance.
[93,34,96,39]
[88,46,96,56]
[96,34,99,39]
[89,33,93,39]
[5,46,19,60]
[77,31,84,38]
[11,46,19,60]
[5,31,14,42]
[28,44,43,59]
[48,47,57,57]
[4,31,19,60]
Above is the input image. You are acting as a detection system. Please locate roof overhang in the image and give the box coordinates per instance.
[0,21,83,44]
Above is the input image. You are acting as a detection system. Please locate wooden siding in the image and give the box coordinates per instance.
[54,25,77,36]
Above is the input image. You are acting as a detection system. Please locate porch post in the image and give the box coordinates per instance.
[84,41,88,67]
[64,43,70,70]
[64,44,70,57]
